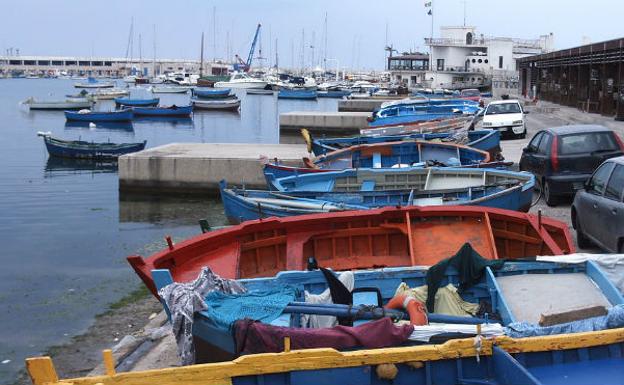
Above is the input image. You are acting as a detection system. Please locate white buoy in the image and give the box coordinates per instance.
[89,122,96,128]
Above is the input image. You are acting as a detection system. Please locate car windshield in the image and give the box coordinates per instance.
[462,89,480,96]
[486,103,522,115]
[559,132,619,154]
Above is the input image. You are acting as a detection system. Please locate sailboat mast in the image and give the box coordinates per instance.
[200,32,205,78]
[275,38,278,70]
[152,24,156,77]
[212,6,216,61]
[323,12,328,72]
[138,33,142,76]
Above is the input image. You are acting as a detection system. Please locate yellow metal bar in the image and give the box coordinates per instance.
[102,350,116,376]
[25,327,624,385]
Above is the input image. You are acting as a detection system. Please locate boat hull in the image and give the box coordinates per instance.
[132,105,193,117]
[64,110,134,122]
[42,135,145,159]
[127,205,574,297]
[26,101,93,110]
[222,168,535,223]
[214,81,268,89]
[192,98,241,110]
[193,88,232,98]
[114,98,160,107]
[151,86,189,94]
[278,89,318,99]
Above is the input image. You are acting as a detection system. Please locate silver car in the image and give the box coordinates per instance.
[572,156,624,252]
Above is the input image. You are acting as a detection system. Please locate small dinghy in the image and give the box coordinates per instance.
[89,88,130,100]
[132,105,193,117]
[264,140,491,180]
[22,97,93,110]
[37,132,145,159]
[191,96,241,111]
[246,89,275,95]
[193,88,232,98]
[64,109,133,122]
[302,128,501,157]
[74,77,115,89]
[223,168,535,222]
[278,88,318,100]
[150,85,189,94]
[127,205,574,295]
[114,97,159,107]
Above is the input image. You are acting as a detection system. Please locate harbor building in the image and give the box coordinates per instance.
[0,55,230,78]
[386,53,429,88]
[397,26,554,90]
[518,37,624,120]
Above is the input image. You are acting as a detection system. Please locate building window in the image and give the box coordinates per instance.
[484,59,489,64]
[499,56,504,69]
[436,59,445,71]
[466,32,473,45]
[411,76,417,83]
[478,59,482,63]
[472,59,476,63]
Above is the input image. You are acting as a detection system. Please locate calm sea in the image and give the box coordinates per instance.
[0,78,338,383]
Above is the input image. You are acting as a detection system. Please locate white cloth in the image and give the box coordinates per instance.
[408,323,504,342]
[301,271,355,328]
[536,254,624,294]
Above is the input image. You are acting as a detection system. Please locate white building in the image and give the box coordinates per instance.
[424,26,554,89]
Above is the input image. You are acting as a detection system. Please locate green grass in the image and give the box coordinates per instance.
[107,285,151,312]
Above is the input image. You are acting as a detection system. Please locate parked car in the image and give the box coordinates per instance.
[519,125,624,206]
[459,88,481,102]
[571,156,624,252]
[481,99,527,139]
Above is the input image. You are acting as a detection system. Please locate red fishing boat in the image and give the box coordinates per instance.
[128,206,574,297]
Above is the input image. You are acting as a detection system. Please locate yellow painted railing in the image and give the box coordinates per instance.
[25,328,624,385]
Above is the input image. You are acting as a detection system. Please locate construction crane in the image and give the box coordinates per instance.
[234,23,261,72]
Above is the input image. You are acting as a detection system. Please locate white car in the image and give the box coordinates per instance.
[481,100,528,139]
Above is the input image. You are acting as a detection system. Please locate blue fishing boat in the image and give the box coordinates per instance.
[264,140,492,180]
[193,88,232,98]
[151,253,624,368]
[64,109,133,122]
[114,97,159,107]
[369,99,482,128]
[278,88,318,100]
[132,105,193,117]
[317,89,351,98]
[221,168,534,222]
[303,128,501,156]
[37,132,145,159]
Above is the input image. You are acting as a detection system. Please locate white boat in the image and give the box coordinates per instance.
[74,78,115,89]
[167,72,199,86]
[214,72,268,89]
[150,85,189,94]
[89,88,130,100]
[123,75,137,83]
[22,97,93,110]
[191,96,241,111]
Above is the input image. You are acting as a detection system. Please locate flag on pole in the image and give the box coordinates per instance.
[424,1,432,6]
[428,9,432,15]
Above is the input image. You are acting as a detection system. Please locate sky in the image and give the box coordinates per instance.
[1,0,621,70]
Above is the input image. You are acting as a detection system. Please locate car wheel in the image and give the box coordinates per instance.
[574,212,592,249]
[518,128,527,139]
[543,180,558,206]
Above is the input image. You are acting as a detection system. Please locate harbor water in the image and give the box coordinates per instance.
[0,78,338,384]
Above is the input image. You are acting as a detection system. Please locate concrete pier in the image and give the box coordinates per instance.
[338,99,389,112]
[119,143,308,194]
[279,111,370,134]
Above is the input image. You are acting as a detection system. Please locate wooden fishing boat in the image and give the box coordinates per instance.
[22,97,93,110]
[246,89,275,95]
[131,105,193,117]
[151,259,623,364]
[150,85,189,94]
[368,99,481,128]
[26,326,624,385]
[192,96,241,111]
[278,88,318,100]
[264,140,492,180]
[89,89,130,100]
[64,109,133,122]
[73,77,115,88]
[114,97,160,107]
[127,205,574,297]
[37,132,146,159]
[360,116,475,136]
[303,128,501,157]
[222,168,535,223]
[193,88,232,98]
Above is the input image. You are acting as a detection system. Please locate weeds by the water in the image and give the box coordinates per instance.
[105,285,150,313]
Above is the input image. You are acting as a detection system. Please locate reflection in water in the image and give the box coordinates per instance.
[64,120,135,131]
[44,157,118,176]
[119,192,227,227]
[133,116,194,128]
